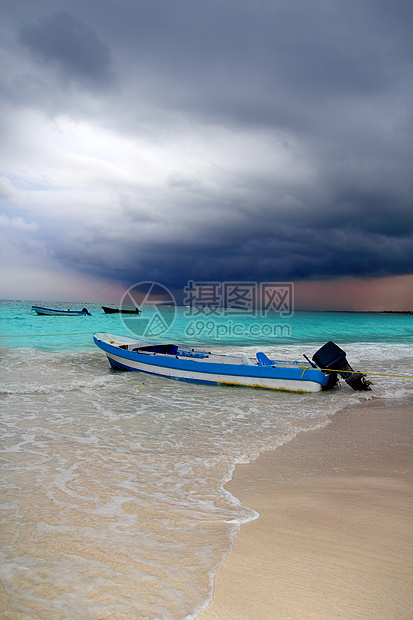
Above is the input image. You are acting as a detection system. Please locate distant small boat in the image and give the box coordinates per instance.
[93,334,372,393]
[32,306,91,316]
[102,306,141,314]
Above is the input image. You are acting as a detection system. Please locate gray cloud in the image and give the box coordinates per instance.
[19,9,114,88]
[1,0,412,298]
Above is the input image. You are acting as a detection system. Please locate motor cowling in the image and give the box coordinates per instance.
[312,341,372,391]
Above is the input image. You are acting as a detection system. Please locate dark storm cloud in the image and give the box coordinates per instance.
[1,0,413,294]
[39,173,413,290]
[19,9,113,87]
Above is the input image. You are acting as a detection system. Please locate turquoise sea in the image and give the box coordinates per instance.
[1,299,412,619]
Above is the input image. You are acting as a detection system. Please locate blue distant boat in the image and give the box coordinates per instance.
[93,333,371,393]
[32,306,91,316]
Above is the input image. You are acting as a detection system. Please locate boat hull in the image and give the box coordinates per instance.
[93,333,330,393]
[32,306,90,316]
[102,306,141,314]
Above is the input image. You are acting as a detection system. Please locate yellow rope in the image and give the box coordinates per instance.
[370,372,413,378]
[317,368,413,379]
[0,332,95,337]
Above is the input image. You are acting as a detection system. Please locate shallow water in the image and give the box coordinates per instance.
[1,300,412,618]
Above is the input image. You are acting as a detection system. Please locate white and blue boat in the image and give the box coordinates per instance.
[32,306,91,316]
[93,333,371,393]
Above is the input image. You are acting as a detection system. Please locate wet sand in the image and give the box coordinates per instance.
[199,397,413,620]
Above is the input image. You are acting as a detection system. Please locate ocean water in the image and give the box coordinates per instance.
[1,300,412,619]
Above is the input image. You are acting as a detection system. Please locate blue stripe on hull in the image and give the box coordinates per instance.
[107,356,312,391]
[108,357,137,371]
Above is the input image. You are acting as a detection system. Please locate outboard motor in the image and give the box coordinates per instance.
[312,341,372,391]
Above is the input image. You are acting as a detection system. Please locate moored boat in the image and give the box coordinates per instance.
[102,306,141,314]
[32,306,91,316]
[93,333,371,393]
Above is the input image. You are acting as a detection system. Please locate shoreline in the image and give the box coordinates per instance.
[199,396,413,619]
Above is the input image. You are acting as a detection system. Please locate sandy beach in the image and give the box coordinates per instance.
[199,397,413,620]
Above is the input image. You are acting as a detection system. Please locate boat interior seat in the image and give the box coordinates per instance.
[133,344,179,355]
[256,352,275,366]
[241,354,253,365]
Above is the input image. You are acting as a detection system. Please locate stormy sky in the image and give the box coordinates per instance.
[1,0,412,308]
